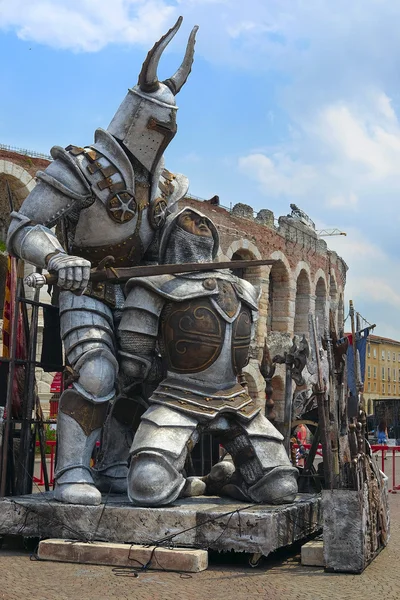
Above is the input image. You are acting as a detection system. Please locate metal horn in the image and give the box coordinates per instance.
[164,25,198,94]
[138,16,183,93]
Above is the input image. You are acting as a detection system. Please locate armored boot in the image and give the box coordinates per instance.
[208,413,299,505]
[54,389,109,505]
[92,396,146,493]
[203,459,298,504]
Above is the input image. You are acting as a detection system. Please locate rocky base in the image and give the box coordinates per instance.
[0,492,322,557]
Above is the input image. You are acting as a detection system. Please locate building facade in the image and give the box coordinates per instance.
[364,335,400,415]
[0,147,348,423]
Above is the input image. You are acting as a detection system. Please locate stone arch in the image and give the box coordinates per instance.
[226,240,268,350]
[0,161,35,242]
[267,251,293,334]
[243,361,265,404]
[293,263,312,337]
[271,375,285,424]
[225,239,262,261]
[226,239,262,283]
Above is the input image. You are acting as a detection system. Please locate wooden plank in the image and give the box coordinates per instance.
[38,539,208,573]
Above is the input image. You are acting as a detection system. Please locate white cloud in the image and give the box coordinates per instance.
[239,91,400,209]
[238,152,316,196]
[325,230,400,339]
[0,0,176,52]
[327,193,359,210]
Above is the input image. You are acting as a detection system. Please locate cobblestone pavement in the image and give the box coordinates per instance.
[1,454,399,600]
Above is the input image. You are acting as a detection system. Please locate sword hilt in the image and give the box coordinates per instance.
[24,272,48,289]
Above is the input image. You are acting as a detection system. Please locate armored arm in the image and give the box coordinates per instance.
[7,146,93,291]
[118,285,165,384]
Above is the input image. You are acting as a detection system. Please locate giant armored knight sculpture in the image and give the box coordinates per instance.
[6,17,197,505]
[118,208,298,506]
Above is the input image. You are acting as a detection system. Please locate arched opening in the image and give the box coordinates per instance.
[315,277,327,335]
[244,372,258,400]
[267,260,290,333]
[0,165,34,244]
[294,269,311,337]
[231,248,262,286]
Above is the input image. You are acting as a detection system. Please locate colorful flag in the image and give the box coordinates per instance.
[2,257,26,418]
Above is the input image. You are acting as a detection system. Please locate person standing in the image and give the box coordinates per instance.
[377,420,388,460]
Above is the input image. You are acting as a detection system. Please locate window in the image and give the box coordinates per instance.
[374,382,377,391]
[388,351,391,361]
[382,367,385,380]
[374,366,377,379]
[382,383,385,394]
[382,350,385,361]
[388,367,391,381]
[395,370,397,382]
[398,353,400,362]
[393,353,396,362]
[374,348,377,359]
[368,382,371,392]
[368,365,371,378]
[367,344,371,358]
[395,384,397,395]
[388,384,391,394]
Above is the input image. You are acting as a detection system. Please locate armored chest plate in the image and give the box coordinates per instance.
[232,305,252,371]
[215,281,240,318]
[161,299,226,374]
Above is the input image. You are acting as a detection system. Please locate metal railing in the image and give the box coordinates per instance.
[0,143,52,161]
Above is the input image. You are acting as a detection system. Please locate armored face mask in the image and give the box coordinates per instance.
[108,17,198,175]
[159,208,219,265]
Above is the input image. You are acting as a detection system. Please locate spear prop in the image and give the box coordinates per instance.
[25,257,277,288]
[309,314,333,489]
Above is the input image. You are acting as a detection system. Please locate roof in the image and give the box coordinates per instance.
[368,334,400,346]
[344,332,400,345]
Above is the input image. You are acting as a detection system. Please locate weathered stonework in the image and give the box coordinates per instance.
[0,493,322,556]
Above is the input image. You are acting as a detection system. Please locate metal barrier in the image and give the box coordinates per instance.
[33,440,56,486]
[32,440,400,494]
[294,443,400,494]
[370,445,400,494]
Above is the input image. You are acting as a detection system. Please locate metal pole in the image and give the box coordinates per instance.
[310,314,333,489]
[17,274,42,495]
[0,259,23,497]
[283,359,293,454]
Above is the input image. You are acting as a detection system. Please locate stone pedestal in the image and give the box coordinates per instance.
[322,475,390,573]
[0,493,322,557]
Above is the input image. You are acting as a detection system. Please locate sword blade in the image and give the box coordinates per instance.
[44,258,277,286]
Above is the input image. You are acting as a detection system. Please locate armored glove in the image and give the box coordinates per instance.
[47,253,91,292]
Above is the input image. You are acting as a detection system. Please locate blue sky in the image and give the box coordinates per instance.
[1,0,400,339]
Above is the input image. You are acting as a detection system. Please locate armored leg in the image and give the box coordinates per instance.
[54,292,118,505]
[209,413,298,504]
[127,405,200,506]
[92,396,147,493]
[54,390,109,505]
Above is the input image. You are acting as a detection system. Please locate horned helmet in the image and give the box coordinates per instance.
[108,16,198,174]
